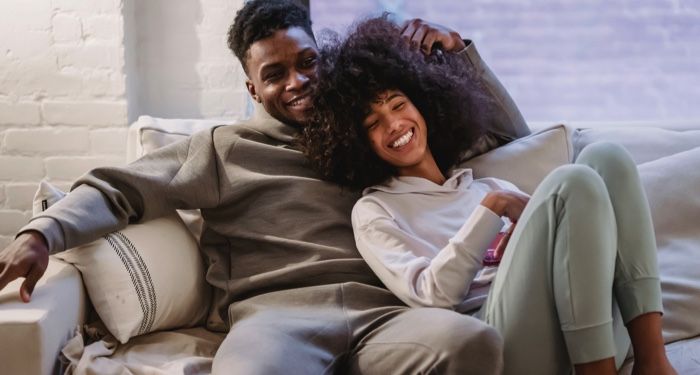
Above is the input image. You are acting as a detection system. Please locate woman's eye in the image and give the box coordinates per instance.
[393,102,405,110]
[365,121,378,130]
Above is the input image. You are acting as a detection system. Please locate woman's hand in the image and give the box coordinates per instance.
[400,19,466,54]
[481,190,530,222]
[481,190,530,259]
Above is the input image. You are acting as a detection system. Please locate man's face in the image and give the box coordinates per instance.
[245,27,318,127]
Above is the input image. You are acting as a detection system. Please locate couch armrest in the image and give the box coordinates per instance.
[0,256,87,375]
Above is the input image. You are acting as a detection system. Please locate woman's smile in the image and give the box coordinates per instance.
[389,128,415,149]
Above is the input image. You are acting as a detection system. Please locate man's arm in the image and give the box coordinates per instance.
[400,19,530,152]
[0,127,224,301]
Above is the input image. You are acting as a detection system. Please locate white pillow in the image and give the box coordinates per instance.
[34,182,211,344]
[637,146,700,343]
[460,124,574,194]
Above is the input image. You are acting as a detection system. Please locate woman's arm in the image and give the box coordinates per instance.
[352,200,505,309]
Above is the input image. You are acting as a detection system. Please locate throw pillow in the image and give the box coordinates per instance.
[34,182,211,344]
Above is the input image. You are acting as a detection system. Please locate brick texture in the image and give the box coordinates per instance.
[0,0,128,236]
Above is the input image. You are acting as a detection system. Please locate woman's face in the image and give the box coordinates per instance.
[362,89,430,170]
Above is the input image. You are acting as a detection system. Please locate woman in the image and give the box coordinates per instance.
[301,16,676,375]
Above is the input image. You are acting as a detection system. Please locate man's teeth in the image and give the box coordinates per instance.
[391,130,413,148]
[289,96,308,107]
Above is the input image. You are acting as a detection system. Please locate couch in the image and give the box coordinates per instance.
[1,115,699,374]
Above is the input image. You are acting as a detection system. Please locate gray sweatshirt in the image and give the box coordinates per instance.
[19,42,528,330]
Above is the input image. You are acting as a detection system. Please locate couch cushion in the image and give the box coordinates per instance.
[574,127,700,164]
[0,257,87,375]
[459,124,574,194]
[638,146,700,343]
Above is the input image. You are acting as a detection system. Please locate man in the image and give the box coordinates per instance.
[0,1,528,373]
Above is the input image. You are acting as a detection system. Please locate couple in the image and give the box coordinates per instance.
[0,1,674,374]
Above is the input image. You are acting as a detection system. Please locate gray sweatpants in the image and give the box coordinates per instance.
[481,142,663,374]
[212,282,503,374]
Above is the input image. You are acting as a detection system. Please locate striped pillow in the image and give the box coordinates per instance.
[53,215,211,344]
[34,181,210,344]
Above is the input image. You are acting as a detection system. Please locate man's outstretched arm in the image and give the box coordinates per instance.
[0,127,224,302]
[399,19,530,146]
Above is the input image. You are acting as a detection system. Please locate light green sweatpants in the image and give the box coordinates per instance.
[480,142,663,374]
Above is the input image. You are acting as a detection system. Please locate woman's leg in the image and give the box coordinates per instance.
[575,142,673,374]
[482,162,623,374]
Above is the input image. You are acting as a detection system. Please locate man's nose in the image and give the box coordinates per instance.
[287,70,310,90]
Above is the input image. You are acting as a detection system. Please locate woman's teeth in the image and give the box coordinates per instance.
[391,129,413,148]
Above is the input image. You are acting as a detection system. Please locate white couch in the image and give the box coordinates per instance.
[1,116,699,374]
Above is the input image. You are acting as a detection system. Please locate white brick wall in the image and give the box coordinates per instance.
[0,0,129,236]
[126,0,248,120]
[0,0,249,238]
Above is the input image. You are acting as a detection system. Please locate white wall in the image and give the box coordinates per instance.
[0,0,250,246]
[125,0,249,121]
[0,0,129,246]
[312,0,700,123]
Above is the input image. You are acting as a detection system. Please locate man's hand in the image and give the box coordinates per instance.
[400,18,466,54]
[0,231,49,303]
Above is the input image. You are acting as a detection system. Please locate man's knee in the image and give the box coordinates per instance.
[438,316,504,374]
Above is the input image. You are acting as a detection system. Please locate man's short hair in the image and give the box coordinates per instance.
[228,0,314,73]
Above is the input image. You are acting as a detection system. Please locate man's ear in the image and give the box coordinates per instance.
[246,80,262,103]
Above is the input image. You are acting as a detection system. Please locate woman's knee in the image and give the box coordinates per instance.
[546,164,608,203]
[576,142,637,180]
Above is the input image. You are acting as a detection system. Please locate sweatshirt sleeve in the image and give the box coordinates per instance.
[453,40,530,161]
[18,127,224,254]
[457,40,530,142]
[352,201,504,309]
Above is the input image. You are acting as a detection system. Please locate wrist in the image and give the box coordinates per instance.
[18,230,49,252]
[481,193,506,216]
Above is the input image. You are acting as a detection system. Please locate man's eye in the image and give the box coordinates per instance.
[302,56,317,68]
[264,72,282,82]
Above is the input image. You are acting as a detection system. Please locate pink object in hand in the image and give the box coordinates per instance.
[483,232,506,266]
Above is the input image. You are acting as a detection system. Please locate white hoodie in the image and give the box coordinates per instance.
[352,168,524,313]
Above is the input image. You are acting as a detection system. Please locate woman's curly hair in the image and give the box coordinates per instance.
[300,15,493,190]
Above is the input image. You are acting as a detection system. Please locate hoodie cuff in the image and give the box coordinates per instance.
[451,205,505,255]
[17,217,66,254]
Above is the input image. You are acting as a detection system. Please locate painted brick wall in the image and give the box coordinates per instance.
[312,0,700,123]
[0,0,247,246]
[0,0,128,247]
[125,0,248,121]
